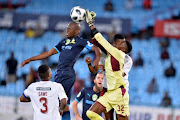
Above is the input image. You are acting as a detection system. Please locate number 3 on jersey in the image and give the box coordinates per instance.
[40,97,48,113]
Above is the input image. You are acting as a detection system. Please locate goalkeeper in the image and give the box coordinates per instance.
[85,10,132,120]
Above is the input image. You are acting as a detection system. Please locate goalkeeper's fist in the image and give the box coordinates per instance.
[86,9,96,27]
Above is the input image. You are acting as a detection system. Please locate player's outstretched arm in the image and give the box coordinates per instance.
[90,46,100,67]
[72,101,83,120]
[91,38,107,55]
[20,48,58,68]
[86,10,125,60]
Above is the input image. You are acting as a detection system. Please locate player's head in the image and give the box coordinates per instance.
[38,64,52,81]
[114,34,126,42]
[66,22,81,38]
[94,72,104,91]
[113,34,132,54]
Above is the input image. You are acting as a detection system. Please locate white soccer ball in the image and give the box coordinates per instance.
[70,6,86,23]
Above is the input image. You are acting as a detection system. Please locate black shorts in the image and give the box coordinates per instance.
[55,72,76,105]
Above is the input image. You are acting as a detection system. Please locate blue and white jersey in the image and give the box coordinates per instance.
[75,87,100,120]
[54,36,93,75]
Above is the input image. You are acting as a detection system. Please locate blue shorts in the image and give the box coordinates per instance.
[55,71,76,105]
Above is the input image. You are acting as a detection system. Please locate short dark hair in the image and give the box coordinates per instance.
[125,40,132,53]
[95,71,104,79]
[38,64,50,80]
[113,34,125,42]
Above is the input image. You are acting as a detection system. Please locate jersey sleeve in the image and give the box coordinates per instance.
[75,88,85,102]
[85,41,94,50]
[23,85,31,99]
[54,40,64,53]
[91,38,107,54]
[57,84,68,101]
[94,33,125,61]
[124,55,133,75]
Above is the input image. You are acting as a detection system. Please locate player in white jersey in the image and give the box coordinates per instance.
[20,64,68,120]
[86,34,133,120]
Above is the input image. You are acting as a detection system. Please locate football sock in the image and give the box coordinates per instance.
[86,110,104,120]
[62,111,71,120]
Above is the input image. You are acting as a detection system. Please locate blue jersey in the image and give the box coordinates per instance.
[75,87,100,120]
[54,36,93,75]
[54,36,94,105]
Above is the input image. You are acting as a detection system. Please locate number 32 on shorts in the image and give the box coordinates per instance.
[117,105,124,111]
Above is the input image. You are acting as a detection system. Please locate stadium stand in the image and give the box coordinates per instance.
[0,0,180,119]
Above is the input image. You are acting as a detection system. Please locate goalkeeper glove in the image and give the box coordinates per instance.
[86,9,96,27]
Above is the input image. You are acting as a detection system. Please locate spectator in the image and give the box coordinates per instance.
[161,48,169,60]
[6,52,18,83]
[26,67,38,88]
[17,21,26,32]
[0,80,6,86]
[34,23,44,38]
[41,46,49,65]
[73,74,84,94]
[143,0,152,10]
[135,52,144,66]
[159,37,170,50]
[147,77,158,94]
[104,0,114,12]
[125,0,134,10]
[25,27,35,38]
[161,91,172,107]
[164,62,176,78]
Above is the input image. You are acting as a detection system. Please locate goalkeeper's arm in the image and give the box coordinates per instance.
[90,26,125,61]
[86,10,125,60]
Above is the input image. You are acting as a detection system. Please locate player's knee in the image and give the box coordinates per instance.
[86,110,104,120]
[87,110,98,119]
[86,110,96,119]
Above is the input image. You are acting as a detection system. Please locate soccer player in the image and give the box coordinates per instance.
[85,10,132,120]
[20,64,68,120]
[20,22,101,120]
[87,34,133,120]
[72,72,104,120]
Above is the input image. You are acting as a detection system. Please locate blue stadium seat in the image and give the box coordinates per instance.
[16,79,25,96]
[6,83,16,96]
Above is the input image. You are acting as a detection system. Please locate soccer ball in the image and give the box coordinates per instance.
[70,6,86,23]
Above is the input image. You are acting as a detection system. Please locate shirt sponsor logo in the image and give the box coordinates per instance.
[62,45,72,50]
[36,87,51,91]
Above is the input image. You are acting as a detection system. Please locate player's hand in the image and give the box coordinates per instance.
[20,59,31,68]
[85,57,92,65]
[75,115,83,120]
[86,9,96,27]
[90,11,96,19]
[59,109,63,115]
